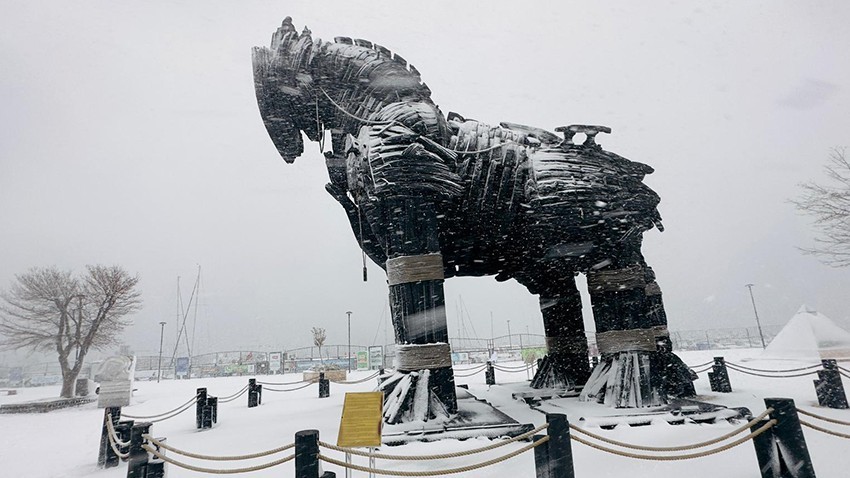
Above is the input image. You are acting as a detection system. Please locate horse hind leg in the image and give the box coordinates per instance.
[522,274,592,390]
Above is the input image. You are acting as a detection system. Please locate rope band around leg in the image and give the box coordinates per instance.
[386,253,444,286]
[395,343,452,371]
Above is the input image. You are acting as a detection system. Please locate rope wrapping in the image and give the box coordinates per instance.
[144,435,295,461]
[318,435,549,476]
[568,408,774,452]
[122,393,199,420]
[143,444,295,474]
[320,423,548,460]
[570,419,777,461]
[395,343,452,371]
[796,408,850,427]
[799,419,850,439]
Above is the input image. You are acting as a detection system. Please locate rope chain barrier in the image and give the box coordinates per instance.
[453,365,488,378]
[106,414,131,447]
[218,385,250,402]
[144,398,199,423]
[690,366,713,375]
[838,365,850,374]
[796,407,850,427]
[726,362,822,373]
[570,419,777,461]
[799,419,850,439]
[687,361,713,369]
[256,378,309,387]
[318,435,549,477]
[319,423,548,460]
[725,364,819,378]
[105,414,130,459]
[144,434,295,461]
[262,381,315,393]
[568,408,774,452]
[143,444,295,474]
[331,371,382,384]
[121,393,199,420]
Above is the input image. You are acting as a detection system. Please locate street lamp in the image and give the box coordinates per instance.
[507,320,512,349]
[745,284,767,349]
[157,321,167,382]
[346,311,353,372]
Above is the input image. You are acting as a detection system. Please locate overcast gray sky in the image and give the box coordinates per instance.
[2,0,849,361]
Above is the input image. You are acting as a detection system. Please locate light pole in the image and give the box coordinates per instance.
[157,321,166,382]
[507,320,512,349]
[745,284,767,349]
[346,311,353,372]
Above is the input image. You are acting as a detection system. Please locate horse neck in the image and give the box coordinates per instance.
[312,41,432,135]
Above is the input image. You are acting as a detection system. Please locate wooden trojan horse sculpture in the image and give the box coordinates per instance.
[252,18,695,423]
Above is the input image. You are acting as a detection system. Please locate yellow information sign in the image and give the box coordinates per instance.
[337,391,384,447]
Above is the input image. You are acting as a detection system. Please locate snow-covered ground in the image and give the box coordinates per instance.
[2,349,848,477]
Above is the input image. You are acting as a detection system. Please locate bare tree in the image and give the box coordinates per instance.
[311,326,327,365]
[0,265,141,397]
[792,148,850,266]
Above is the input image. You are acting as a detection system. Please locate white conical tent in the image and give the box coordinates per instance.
[762,305,850,360]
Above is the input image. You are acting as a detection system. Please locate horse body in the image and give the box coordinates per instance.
[253,18,695,422]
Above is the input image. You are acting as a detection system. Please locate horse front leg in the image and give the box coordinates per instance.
[580,257,695,407]
[378,197,457,424]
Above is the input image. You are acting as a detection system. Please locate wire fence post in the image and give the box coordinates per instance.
[98,406,122,468]
[752,398,817,478]
[546,413,575,478]
[486,361,496,385]
[814,359,848,409]
[708,356,732,393]
[126,421,152,478]
[533,433,551,478]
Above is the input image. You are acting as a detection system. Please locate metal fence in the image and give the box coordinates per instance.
[0,326,785,387]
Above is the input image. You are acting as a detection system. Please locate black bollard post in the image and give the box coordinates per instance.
[318,372,330,398]
[295,429,320,478]
[708,356,732,393]
[146,437,167,478]
[125,422,152,478]
[751,398,817,478]
[257,384,262,405]
[207,396,218,426]
[545,413,575,478]
[248,378,259,408]
[533,433,551,478]
[814,359,849,409]
[196,388,207,429]
[486,361,496,385]
[484,360,496,385]
[98,406,122,468]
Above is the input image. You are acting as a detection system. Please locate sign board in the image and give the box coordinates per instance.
[269,352,282,372]
[95,355,135,408]
[337,392,383,448]
[175,357,190,378]
[356,351,369,371]
[368,346,384,370]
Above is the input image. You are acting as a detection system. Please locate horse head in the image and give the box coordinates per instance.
[252,17,321,163]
